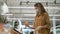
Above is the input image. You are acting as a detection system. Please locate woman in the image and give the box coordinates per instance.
[33,3,51,34]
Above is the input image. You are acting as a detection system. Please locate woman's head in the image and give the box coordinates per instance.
[34,3,46,16]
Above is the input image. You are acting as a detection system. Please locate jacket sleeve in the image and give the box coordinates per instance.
[44,13,51,29]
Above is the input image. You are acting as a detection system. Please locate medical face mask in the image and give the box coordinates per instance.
[36,8,39,11]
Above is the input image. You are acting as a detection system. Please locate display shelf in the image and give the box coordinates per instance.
[8,7,60,9]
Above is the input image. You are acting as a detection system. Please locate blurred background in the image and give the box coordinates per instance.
[0,0,60,34]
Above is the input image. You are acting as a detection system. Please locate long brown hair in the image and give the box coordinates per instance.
[34,3,46,17]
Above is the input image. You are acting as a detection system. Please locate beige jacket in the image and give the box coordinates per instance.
[33,12,51,34]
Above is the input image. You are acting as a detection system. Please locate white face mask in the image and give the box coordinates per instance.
[35,9,39,12]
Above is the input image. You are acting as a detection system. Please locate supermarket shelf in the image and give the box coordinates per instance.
[8,7,60,9]
[1,14,13,16]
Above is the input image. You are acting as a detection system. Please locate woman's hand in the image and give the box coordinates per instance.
[35,26,43,31]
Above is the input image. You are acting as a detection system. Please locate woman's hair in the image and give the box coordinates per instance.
[34,3,46,16]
